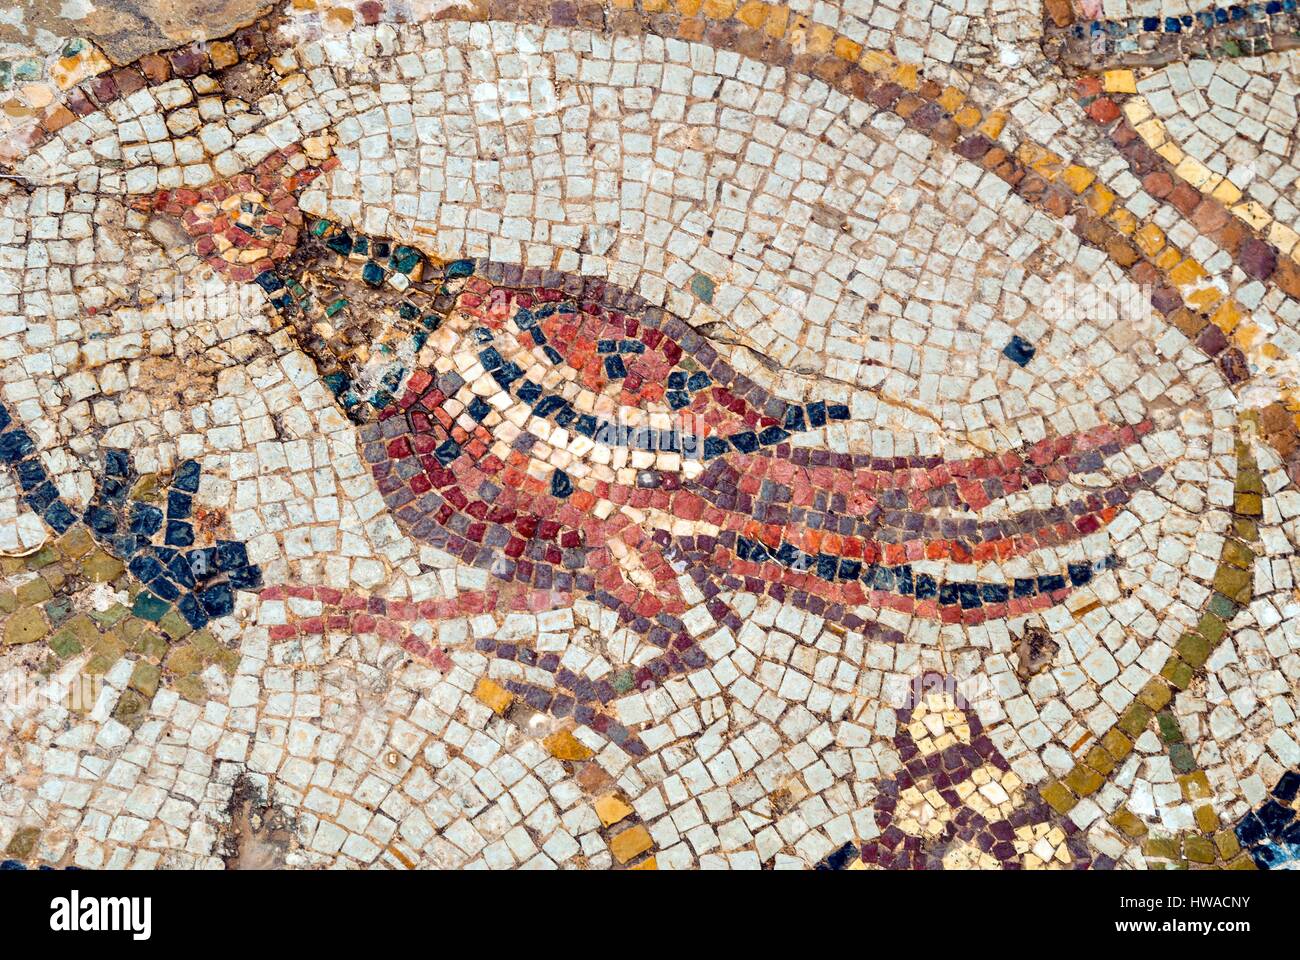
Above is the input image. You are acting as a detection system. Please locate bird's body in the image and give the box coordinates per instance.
[142,163,1161,657]
[299,236,1158,634]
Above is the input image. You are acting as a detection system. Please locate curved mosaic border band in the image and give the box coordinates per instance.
[1047,0,1300,69]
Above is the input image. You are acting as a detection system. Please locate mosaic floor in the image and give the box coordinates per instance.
[0,0,1297,871]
